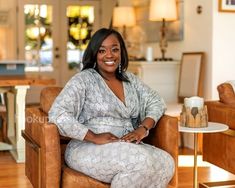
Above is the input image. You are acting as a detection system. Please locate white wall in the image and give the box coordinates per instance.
[177,0,213,148]
[171,0,235,149]
[148,0,213,100]
[100,0,116,28]
[167,0,235,100]
[212,1,235,99]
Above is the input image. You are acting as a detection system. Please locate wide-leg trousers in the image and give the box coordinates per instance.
[65,140,175,188]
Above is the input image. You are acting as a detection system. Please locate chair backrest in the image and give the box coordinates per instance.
[40,87,63,114]
[217,82,235,106]
[178,52,205,102]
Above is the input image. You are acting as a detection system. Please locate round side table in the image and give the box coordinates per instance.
[179,122,228,188]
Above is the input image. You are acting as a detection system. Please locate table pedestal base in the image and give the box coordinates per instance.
[6,86,29,163]
[0,75,56,163]
[193,133,198,188]
[0,142,12,150]
[179,123,229,188]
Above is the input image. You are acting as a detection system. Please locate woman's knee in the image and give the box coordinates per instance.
[147,149,175,179]
[162,151,175,179]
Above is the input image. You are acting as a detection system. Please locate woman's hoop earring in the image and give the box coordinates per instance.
[119,63,122,73]
[93,62,96,69]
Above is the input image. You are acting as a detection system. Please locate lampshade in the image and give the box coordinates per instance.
[112,6,136,27]
[149,0,177,21]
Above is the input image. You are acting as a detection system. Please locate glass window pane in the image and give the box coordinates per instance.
[24,4,53,69]
[67,5,94,69]
[25,27,39,50]
[24,5,38,26]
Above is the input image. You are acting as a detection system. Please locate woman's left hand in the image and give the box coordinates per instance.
[121,127,147,144]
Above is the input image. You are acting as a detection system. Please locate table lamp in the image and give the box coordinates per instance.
[112,6,136,40]
[149,0,177,61]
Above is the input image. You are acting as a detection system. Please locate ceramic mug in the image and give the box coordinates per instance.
[184,96,204,109]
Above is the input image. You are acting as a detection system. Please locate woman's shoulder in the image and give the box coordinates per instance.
[64,69,94,88]
[71,68,94,80]
[125,71,140,82]
[125,71,134,78]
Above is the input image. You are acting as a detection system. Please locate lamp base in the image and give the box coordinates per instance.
[155,57,173,61]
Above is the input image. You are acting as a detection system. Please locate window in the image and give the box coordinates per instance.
[66,5,95,69]
[24,4,53,71]
[18,0,100,75]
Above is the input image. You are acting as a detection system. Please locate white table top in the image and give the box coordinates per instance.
[179,122,229,133]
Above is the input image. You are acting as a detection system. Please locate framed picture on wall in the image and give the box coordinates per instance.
[219,0,235,12]
[178,52,204,100]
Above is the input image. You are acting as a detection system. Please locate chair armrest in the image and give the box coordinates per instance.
[205,101,235,130]
[203,101,235,174]
[144,115,178,187]
[24,107,61,188]
[217,83,235,105]
[22,130,42,187]
[145,115,178,159]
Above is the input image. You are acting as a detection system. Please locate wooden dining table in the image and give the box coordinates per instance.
[0,75,56,163]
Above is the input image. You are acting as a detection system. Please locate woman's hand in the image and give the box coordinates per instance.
[93,132,120,145]
[121,127,147,144]
[84,130,119,145]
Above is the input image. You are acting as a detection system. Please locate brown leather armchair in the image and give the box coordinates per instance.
[22,87,179,188]
[203,83,235,174]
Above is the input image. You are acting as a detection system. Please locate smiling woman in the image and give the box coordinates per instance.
[48,28,175,187]
[96,35,121,76]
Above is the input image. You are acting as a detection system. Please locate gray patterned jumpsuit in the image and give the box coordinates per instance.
[49,69,175,188]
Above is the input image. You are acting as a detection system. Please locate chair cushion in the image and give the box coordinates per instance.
[62,167,110,188]
[217,83,235,106]
[40,87,62,114]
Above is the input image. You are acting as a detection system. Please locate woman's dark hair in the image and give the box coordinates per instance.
[82,28,129,81]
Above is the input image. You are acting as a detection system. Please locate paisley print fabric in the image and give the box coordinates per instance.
[49,68,174,187]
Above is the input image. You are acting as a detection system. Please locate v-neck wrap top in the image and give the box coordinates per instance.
[48,68,166,141]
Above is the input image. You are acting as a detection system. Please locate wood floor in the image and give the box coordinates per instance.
[0,148,235,188]
[0,151,32,188]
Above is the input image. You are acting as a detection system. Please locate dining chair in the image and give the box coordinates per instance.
[0,90,13,152]
[0,91,7,142]
[165,52,205,148]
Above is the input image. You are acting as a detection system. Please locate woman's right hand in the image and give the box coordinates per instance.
[93,132,119,144]
[84,130,119,145]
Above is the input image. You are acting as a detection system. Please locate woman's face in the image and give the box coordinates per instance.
[96,34,121,75]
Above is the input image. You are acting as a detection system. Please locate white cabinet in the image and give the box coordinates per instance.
[128,61,180,103]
